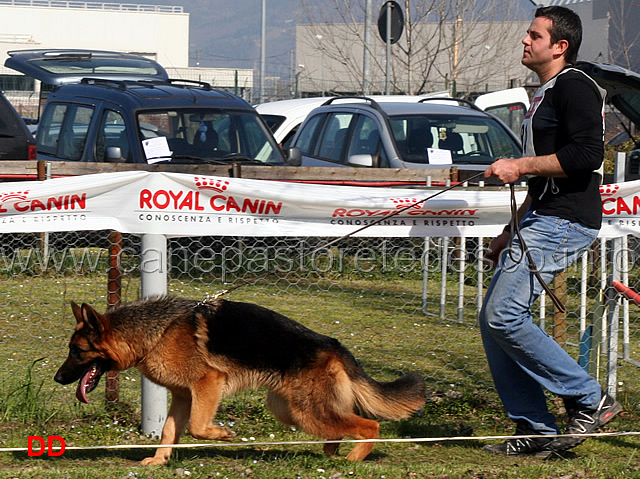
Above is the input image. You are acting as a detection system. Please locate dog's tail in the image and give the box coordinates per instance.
[350,371,425,421]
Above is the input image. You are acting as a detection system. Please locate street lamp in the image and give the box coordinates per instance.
[295,64,305,98]
[315,34,324,96]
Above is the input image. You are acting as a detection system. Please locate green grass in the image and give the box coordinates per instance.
[1,265,639,478]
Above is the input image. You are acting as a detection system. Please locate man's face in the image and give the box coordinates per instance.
[521,16,557,72]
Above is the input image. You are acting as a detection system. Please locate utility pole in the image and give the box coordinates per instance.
[362,0,372,95]
[259,0,266,103]
[385,1,391,94]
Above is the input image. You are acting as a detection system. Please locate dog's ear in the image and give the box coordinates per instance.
[80,303,107,335]
[70,301,83,324]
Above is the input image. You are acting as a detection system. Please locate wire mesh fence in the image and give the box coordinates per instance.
[1,230,638,428]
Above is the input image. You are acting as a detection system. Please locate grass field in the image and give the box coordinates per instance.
[1,256,639,478]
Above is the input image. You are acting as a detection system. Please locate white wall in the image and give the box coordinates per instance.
[0,3,189,67]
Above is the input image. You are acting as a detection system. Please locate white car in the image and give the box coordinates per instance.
[257,92,456,148]
[257,88,529,148]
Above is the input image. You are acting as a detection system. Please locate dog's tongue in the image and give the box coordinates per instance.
[76,365,98,404]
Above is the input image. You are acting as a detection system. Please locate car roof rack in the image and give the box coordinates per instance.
[418,97,484,112]
[79,77,213,91]
[167,78,212,90]
[321,96,384,113]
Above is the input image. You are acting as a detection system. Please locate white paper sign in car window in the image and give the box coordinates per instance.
[142,136,173,164]
[427,148,452,165]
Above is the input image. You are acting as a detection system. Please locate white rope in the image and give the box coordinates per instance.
[4,431,639,453]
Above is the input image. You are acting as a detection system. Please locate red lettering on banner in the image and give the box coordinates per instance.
[153,191,170,209]
[211,195,225,211]
[602,196,640,216]
[226,196,241,212]
[209,196,281,214]
[13,194,86,212]
[140,189,152,208]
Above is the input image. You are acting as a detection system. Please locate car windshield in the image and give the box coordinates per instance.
[388,114,521,165]
[137,109,284,164]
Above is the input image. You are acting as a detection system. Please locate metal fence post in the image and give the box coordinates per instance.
[140,233,168,437]
[606,152,627,397]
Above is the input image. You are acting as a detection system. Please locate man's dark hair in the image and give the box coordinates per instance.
[535,6,582,64]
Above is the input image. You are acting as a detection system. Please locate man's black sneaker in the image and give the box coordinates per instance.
[483,421,557,458]
[552,391,623,451]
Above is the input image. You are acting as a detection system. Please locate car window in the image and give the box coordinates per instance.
[260,114,285,133]
[240,113,282,162]
[95,110,127,162]
[484,103,527,136]
[346,115,388,167]
[314,112,354,163]
[389,114,520,165]
[280,124,301,149]
[137,109,282,164]
[294,113,324,155]
[36,103,94,160]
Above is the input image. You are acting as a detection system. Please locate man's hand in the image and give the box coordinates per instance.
[484,230,512,269]
[484,158,522,185]
[484,154,567,183]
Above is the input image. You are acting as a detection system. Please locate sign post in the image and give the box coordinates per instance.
[377,1,404,94]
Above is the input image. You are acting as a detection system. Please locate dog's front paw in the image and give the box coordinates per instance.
[140,455,169,466]
[218,427,236,442]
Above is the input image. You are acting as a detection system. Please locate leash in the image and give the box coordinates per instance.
[206,171,487,300]
[506,183,566,313]
[205,172,565,314]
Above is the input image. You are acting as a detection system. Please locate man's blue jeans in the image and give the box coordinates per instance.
[479,211,602,434]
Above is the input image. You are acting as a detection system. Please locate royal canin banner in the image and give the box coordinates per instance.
[0,171,637,238]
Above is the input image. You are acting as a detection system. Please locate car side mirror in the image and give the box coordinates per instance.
[347,154,374,167]
[105,146,125,163]
[284,147,302,166]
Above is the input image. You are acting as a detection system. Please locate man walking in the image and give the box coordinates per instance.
[480,6,622,456]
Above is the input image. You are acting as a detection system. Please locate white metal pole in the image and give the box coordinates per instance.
[140,234,168,437]
[440,237,448,319]
[579,250,588,338]
[457,237,466,322]
[422,237,430,315]
[615,152,630,360]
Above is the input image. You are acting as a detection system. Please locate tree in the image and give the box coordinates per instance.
[608,0,640,71]
[296,0,529,96]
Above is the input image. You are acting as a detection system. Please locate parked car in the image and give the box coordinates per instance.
[257,97,331,148]
[256,93,449,149]
[284,96,522,170]
[576,61,640,181]
[257,88,529,150]
[0,90,36,160]
[5,49,285,165]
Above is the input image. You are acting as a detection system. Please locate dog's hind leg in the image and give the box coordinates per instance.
[140,390,192,466]
[323,441,340,457]
[320,414,380,461]
[341,415,380,461]
[188,369,235,442]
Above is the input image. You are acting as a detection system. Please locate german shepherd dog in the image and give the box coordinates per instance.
[54,296,425,465]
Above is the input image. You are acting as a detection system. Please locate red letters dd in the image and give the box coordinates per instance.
[27,436,65,456]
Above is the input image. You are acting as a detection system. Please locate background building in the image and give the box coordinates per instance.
[0,1,253,117]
